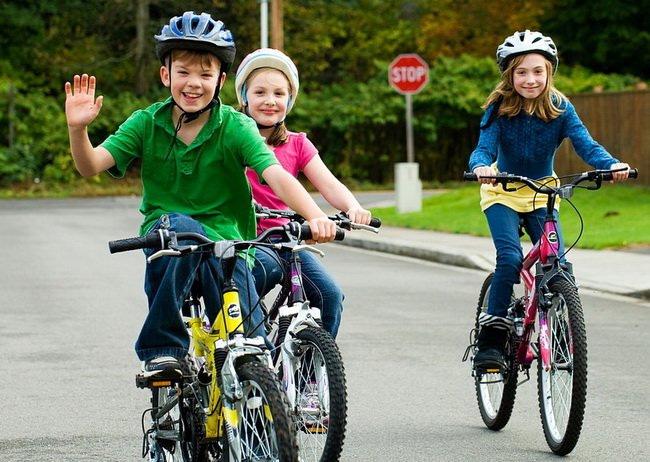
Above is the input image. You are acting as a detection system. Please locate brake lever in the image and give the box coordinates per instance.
[293,244,325,257]
[147,249,183,263]
[350,223,379,233]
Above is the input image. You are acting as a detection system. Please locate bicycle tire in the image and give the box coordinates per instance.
[474,273,518,431]
[150,386,185,462]
[149,358,213,462]
[292,326,347,462]
[225,361,299,462]
[537,277,587,455]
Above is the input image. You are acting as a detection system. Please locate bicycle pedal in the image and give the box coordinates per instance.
[136,369,183,389]
[303,425,327,434]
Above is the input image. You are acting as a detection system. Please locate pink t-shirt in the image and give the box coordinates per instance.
[247,131,318,232]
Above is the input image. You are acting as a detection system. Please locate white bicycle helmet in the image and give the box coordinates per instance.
[235,48,300,112]
[496,30,558,73]
[155,11,236,72]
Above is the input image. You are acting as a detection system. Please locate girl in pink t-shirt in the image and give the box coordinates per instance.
[235,48,371,337]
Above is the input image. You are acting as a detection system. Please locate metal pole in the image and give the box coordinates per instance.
[260,0,269,48]
[405,93,414,163]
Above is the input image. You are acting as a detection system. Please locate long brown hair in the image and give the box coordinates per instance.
[483,54,566,122]
[238,67,290,147]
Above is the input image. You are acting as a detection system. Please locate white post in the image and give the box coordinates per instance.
[260,0,269,48]
[395,163,422,213]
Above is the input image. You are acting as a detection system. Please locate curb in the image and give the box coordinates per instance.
[336,235,493,272]
[336,236,650,301]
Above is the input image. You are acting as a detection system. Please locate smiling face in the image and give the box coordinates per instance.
[160,51,224,114]
[245,68,290,129]
[512,53,548,100]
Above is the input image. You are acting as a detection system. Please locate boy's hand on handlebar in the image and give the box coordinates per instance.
[473,166,497,184]
[306,216,337,243]
[345,206,372,226]
[609,162,630,183]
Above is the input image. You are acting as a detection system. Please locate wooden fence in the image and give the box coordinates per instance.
[554,90,649,185]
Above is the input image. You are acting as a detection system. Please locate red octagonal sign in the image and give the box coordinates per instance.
[389,53,429,95]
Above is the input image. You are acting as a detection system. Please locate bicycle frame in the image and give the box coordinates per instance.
[185,285,269,441]
[517,214,566,371]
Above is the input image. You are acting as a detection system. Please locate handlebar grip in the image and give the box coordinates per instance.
[296,223,345,241]
[463,172,478,181]
[601,168,639,181]
[108,233,164,254]
[369,217,382,228]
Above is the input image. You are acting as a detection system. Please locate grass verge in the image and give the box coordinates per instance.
[370,183,650,250]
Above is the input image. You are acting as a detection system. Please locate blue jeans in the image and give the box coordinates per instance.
[484,204,565,320]
[135,213,264,362]
[252,245,344,338]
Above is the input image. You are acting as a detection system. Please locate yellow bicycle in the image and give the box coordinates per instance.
[109,225,322,461]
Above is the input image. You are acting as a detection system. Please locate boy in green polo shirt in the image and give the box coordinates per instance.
[64,11,336,372]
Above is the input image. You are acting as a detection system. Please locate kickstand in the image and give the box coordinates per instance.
[461,329,477,362]
[517,368,530,386]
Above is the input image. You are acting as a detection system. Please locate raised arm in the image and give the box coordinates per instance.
[303,155,371,225]
[65,74,115,177]
[261,164,337,243]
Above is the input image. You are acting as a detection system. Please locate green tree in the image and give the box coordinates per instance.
[540,0,650,78]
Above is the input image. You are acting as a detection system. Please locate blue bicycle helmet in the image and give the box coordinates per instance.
[155,11,236,72]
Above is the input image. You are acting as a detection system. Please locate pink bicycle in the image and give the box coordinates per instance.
[462,167,638,455]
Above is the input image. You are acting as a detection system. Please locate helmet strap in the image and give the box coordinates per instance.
[164,58,223,160]
[243,105,284,129]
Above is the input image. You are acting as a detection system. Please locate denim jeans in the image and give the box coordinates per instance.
[135,213,263,362]
[252,245,344,338]
[484,204,565,320]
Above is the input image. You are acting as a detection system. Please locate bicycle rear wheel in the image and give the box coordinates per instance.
[149,358,213,461]
[226,361,298,462]
[292,326,347,462]
[537,278,587,455]
[474,273,518,431]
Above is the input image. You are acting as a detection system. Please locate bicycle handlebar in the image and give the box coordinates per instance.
[462,167,638,194]
[255,204,382,231]
[108,232,167,254]
[108,222,345,255]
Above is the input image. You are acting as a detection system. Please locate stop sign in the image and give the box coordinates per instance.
[388,54,429,95]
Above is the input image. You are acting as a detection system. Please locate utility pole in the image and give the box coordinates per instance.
[271,0,284,51]
[260,0,269,48]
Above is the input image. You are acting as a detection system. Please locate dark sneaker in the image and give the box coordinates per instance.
[474,326,508,370]
[143,355,182,373]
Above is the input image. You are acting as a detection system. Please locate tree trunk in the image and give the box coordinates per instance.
[135,0,150,96]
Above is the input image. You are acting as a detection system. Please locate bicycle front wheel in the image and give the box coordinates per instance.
[474,273,518,431]
[537,277,587,455]
[227,361,298,462]
[293,326,347,462]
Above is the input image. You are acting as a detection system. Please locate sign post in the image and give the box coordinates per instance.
[388,54,429,212]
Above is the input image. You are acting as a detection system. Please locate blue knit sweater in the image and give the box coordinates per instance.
[468,99,618,179]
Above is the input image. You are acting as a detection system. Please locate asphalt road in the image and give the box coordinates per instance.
[1,198,648,461]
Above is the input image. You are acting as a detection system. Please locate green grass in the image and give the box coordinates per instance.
[0,176,142,199]
[371,183,650,250]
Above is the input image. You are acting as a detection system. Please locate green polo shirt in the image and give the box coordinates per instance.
[102,98,278,241]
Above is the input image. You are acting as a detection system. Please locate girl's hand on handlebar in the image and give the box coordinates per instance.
[609,162,630,183]
[306,216,337,244]
[473,166,497,184]
[345,206,372,226]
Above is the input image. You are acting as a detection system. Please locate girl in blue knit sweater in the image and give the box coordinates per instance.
[468,30,630,369]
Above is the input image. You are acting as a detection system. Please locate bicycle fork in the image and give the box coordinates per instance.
[277,301,322,409]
